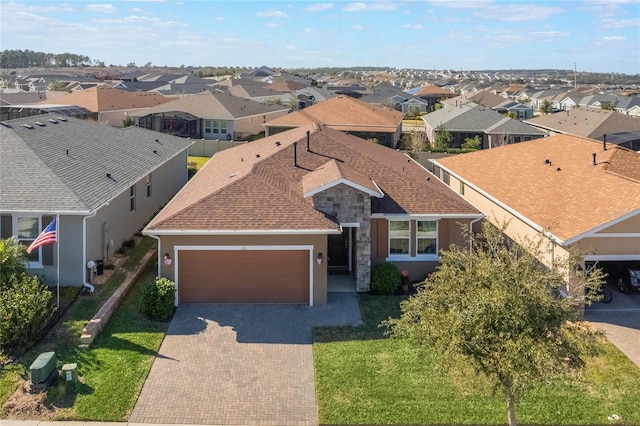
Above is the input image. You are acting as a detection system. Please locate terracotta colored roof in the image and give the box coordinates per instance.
[38,86,171,112]
[524,108,640,139]
[435,134,640,243]
[413,84,456,97]
[132,91,288,119]
[146,125,479,232]
[264,95,404,131]
[302,159,382,197]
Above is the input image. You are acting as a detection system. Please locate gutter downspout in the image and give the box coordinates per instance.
[82,210,98,293]
[469,217,483,252]
[146,233,162,277]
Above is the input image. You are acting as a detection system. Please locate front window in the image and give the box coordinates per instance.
[146,174,152,198]
[17,216,40,263]
[389,221,410,255]
[130,185,136,212]
[204,120,227,135]
[416,221,438,255]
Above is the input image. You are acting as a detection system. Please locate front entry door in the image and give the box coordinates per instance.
[328,228,349,272]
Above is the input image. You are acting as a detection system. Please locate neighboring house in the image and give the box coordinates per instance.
[359,84,429,115]
[430,135,640,288]
[39,86,172,127]
[614,96,640,117]
[492,99,535,120]
[523,108,640,139]
[0,114,193,287]
[0,104,94,122]
[133,91,289,140]
[325,83,372,98]
[143,124,482,306]
[264,95,405,147]
[596,131,640,152]
[411,84,457,109]
[422,102,546,149]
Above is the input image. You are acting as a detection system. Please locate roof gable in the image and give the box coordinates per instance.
[435,134,640,242]
[302,159,383,198]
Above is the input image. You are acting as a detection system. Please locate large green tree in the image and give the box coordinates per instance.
[386,222,605,426]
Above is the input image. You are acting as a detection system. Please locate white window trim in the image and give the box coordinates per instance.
[388,219,411,258]
[13,215,43,268]
[129,185,136,212]
[416,219,439,256]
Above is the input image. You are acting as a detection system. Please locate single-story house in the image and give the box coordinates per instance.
[430,134,640,292]
[38,86,172,127]
[422,102,547,148]
[264,95,405,148]
[359,84,429,115]
[0,114,193,287]
[143,124,482,306]
[133,91,289,140]
[523,107,640,139]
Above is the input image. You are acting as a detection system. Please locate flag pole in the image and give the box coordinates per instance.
[56,213,60,309]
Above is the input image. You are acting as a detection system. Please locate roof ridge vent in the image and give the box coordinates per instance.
[48,118,58,124]
[57,117,67,122]
[34,121,45,127]
[22,123,34,129]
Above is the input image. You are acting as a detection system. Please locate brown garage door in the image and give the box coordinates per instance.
[178,249,310,304]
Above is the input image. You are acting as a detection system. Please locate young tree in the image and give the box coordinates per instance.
[386,221,605,426]
[0,238,26,289]
[540,99,552,114]
[461,135,482,150]
[433,123,452,150]
[403,131,427,153]
[122,116,134,128]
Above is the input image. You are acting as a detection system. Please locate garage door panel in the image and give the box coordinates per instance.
[178,249,309,304]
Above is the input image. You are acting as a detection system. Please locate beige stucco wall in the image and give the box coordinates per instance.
[234,110,289,138]
[370,217,474,283]
[153,233,328,305]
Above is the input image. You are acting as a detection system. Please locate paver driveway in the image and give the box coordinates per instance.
[129,293,362,425]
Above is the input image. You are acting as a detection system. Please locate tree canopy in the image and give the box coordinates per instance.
[386,221,605,426]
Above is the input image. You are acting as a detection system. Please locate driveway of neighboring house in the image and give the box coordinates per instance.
[129,293,362,426]
[585,286,640,368]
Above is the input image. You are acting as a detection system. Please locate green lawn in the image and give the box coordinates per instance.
[187,156,210,170]
[0,237,169,420]
[314,294,640,425]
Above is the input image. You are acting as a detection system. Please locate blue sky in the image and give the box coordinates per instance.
[1,1,639,74]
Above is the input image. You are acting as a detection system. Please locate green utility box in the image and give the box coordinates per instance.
[62,363,78,382]
[29,351,58,392]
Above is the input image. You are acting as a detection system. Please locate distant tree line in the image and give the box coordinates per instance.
[0,49,94,68]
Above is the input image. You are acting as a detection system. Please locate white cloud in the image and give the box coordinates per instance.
[343,2,398,12]
[352,24,363,30]
[214,16,224,21]
[157,20,188,27]
[531,30,570,37]
[303,28,314,33]
[473,4,562,22]
[266,22,282,28]
[255,10,288,18]
[603,36,626,42]
[285,45,297,51]
[86,4,118,13]
[403,24,424,30]
[425,0,493,9]
[602,17,640,28]
[304,3,333,12]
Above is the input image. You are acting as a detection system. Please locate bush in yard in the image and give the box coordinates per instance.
[0,273,53,350]
[142,277,175,321]
[0,237,27,289]
[371,263,401,295]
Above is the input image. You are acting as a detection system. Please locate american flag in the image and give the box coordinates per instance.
[27,218,57,254]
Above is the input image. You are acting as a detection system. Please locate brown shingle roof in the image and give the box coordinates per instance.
[38,86,171,112]
[413,84,456,97]
[264,95,404,131]
[524,108,640,139]
[302,159,382,197]
[146,125,479,232]
[435,134,640,243]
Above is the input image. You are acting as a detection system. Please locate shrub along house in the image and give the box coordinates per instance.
[0,114,193,288]
[143,124,482,306]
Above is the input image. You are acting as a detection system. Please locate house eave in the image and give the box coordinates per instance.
[143,228,342,236]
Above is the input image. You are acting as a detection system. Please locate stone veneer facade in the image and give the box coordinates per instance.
[312,183,372,291]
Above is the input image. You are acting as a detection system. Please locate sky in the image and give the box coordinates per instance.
[1,0,639,74]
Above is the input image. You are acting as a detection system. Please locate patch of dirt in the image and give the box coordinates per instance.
[2,379,57,420]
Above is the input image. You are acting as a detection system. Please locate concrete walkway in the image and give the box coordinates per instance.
[128,293,362,425]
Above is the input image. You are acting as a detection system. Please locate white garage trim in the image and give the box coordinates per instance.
[584,254,640,261]
[173,245,315,306]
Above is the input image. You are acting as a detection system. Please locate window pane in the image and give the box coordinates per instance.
[390,239,409,254]
[417,238,437,254]
[17,217,38,238]
[417,221,436,237]
[389,221,409,237]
